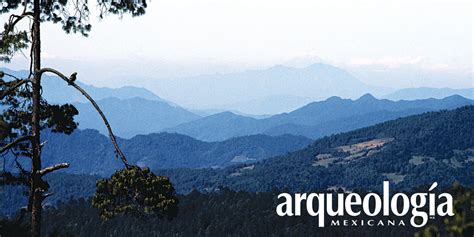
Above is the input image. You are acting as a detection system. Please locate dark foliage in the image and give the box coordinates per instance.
[30,185,474,236]
[92,167,178,220]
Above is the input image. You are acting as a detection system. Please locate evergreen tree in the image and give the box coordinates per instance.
[0,1,177,236]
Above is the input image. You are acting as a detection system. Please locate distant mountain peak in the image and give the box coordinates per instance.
[267,64,293,71]
[357,93,377,101]
[443,94,469,101]
[325,96,344,102]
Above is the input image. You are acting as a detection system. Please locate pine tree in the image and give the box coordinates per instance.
[0,1,177,236]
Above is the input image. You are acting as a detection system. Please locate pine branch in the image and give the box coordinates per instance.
[0,78,31,100]
[3,12,33,36]
[0,135,33,154]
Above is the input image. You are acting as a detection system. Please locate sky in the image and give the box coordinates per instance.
[1,0,473,88]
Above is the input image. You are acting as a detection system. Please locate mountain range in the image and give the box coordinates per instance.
[0,68,167,104]
[215,94,317,115]
[1,69,203,138]
[164,94,473,141]
[383,87,474,101]
[2,68,473,140]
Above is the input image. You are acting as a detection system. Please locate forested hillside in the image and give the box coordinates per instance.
[1,130,312,176]
[163,106,474,192]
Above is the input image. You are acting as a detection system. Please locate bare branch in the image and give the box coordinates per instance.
[0,136,33,154]
[38,163,69,176]
[39,68,131,167]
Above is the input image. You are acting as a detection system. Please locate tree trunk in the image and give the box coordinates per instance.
[31,0,43,236]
